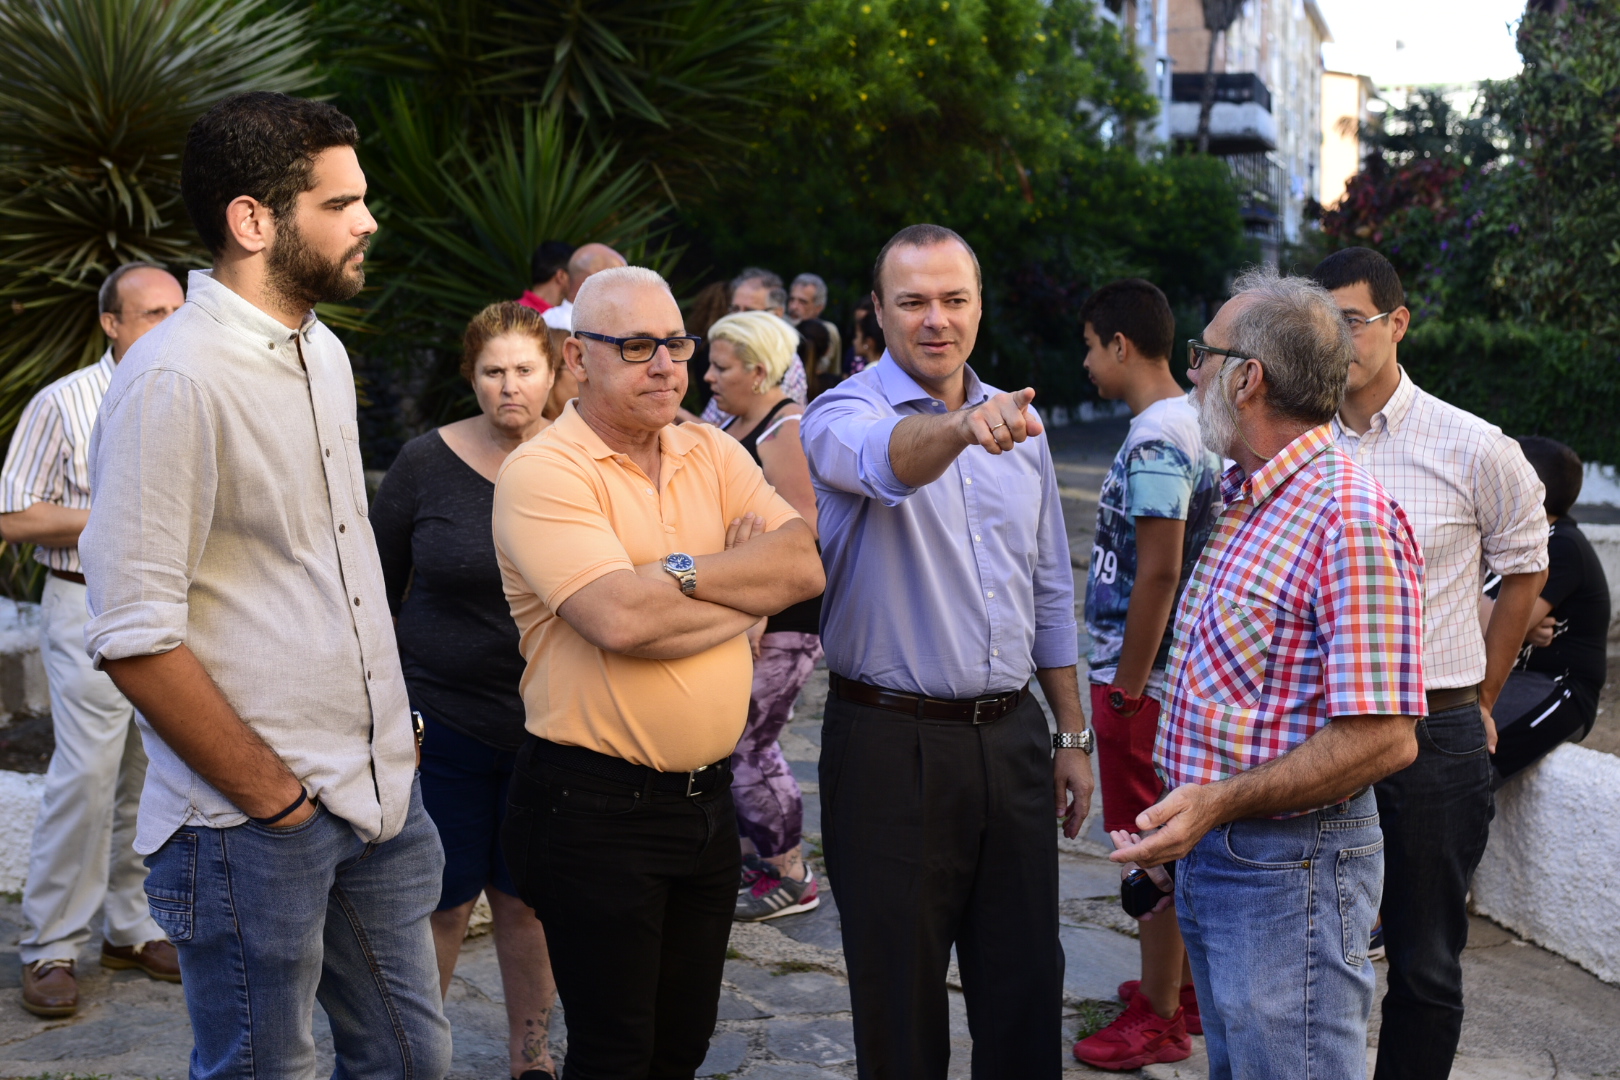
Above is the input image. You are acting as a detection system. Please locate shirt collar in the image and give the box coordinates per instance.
[185,269,320,346]
[1332,365,1417,440]
[874,352,989,410]
[552,399,698,461]
[96,349,116,376]
[1224,424,1337,508]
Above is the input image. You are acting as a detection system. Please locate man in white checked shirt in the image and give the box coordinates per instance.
[1313,249,1548,1080]
[0,262,185,1017]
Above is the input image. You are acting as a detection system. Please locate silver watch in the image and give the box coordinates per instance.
[1053,729,1095,754]
[663,552,697,596]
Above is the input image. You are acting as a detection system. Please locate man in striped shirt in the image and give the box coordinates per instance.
[0,262,184,1017]
[1114,269,1426,1080]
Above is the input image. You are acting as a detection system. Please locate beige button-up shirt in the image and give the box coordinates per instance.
[1331,368,1547,689]
[82,270,415,854]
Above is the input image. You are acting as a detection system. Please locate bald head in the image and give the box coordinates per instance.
[566,243,628,302]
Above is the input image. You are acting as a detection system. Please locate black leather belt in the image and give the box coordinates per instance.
[529,737,730,797]
[1426,684,1479,713]
[49,569,86,585]
[830,673,1027,724]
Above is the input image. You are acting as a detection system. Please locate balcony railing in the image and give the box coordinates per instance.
[1167,73,1276,154]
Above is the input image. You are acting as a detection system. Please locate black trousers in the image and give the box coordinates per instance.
[502,737,741,1080]
[1373,702,1496,1080]
[820,689,1062,1080]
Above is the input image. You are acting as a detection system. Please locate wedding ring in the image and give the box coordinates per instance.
[990,422,1007,432]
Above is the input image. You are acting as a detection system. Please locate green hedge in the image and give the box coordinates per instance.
[1399,319,1620,468]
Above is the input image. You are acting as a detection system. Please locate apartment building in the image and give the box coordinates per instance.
[1320,71,1381,208]
[1158,0,1332,261]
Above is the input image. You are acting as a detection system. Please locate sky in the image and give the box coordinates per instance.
[1314,0,1527,88]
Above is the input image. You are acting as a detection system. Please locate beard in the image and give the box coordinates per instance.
[265,216,367,309]
[1194,373,1238,459]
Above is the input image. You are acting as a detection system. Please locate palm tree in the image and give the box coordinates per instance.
[1196,0,1247,154]
[0,0,317,596]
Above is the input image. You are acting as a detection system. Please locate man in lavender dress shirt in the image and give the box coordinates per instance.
[801,224,1094,1078]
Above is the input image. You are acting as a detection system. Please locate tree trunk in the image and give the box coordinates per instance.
[1196,28,1220,154]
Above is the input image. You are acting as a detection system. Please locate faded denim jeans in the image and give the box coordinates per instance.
[1176,787,1383,1080]
[143,779,451,1080]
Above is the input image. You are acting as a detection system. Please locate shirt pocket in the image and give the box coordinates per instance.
[1186,588,1276,709]
[339,421,369,515]
[984,472,1043,556]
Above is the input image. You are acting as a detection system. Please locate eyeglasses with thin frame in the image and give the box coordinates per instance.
[1187,338,1258,372]
[575,331,701,363]
[1342,311,1392,333]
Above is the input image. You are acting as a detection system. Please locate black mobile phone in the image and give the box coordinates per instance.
[1120,862,1175,918]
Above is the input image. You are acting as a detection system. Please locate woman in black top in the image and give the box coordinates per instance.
[371,302,560,1080]
[1485,437,1611,785]
[702,311,826,922]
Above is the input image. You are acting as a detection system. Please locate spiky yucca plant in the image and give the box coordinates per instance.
[0,0,318,443]
[0,0,317,597]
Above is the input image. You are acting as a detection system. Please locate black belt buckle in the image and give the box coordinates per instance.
[685,763,713,797]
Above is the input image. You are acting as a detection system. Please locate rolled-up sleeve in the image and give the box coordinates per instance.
[1031,433,1078,669]
[1318,519,1427,719]
[1476,433,1550,578]
[800,393,916,507]
[81,370,218,666]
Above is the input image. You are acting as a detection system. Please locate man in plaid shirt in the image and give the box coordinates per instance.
[1114,268,1426,1080]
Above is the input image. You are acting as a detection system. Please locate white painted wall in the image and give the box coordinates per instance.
[0,769,44,893]
[1580,525,1620,653]
[1473,744,1620,986]
[0,598,47,724]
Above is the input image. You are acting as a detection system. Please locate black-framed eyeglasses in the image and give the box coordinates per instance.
[1342,311,1392,333]
[575,330,701,363]
[1187,339,1257,372]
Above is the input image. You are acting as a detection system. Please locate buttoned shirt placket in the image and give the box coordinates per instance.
[290,321,390,820]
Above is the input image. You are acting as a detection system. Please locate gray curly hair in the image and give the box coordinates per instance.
[1225,266,1355,426]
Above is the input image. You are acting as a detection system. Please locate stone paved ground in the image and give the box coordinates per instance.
[1,419,1617,1079]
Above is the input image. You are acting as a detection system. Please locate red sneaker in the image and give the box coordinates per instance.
[1074,991,1192,1070]
[1117,978,1201,1035]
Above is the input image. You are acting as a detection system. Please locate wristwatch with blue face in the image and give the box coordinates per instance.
[663,552,697,596]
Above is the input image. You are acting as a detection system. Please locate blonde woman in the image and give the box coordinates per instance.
[703,311,825,921]
[371,302,561,1080]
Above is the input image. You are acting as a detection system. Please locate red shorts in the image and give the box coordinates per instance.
[1090,683,1167,834]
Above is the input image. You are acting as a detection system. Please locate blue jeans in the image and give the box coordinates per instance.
[143,779,452,1080]
[1176,788,1383,1080]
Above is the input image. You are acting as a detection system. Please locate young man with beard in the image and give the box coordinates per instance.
[81,93,451,1079]
[1312,248,1548,1080]
[1114,268,1427,1080]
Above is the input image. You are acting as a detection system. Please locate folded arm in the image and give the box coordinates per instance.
[557,516,822,660]
[0,502,89,549]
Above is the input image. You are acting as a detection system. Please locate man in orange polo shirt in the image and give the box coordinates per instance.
[494,265,824,1080]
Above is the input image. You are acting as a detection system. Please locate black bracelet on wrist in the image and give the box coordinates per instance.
[251,789,308,826]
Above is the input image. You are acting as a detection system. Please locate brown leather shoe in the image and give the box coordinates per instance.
[21,960,78,1017]
[100,939,182,983]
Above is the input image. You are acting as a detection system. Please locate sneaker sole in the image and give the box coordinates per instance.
[736,895,821,922]
[100,954,182,983]
[1073,1038,1193,1070]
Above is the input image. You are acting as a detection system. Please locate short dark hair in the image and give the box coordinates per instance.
[98,262,169,315]
[1310,247,1407,314]
[1515,436,1583,518]
[1078,279,1175,361]
[531,241,575,286]
[855,304,885,354]
[181,92,361,256]
[872,224,981,302]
